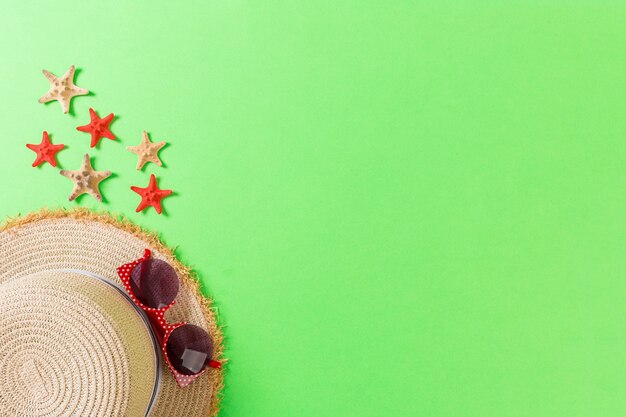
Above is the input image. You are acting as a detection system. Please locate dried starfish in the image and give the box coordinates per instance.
[38,65,88,114]
[59,154,111,202]
[127,131,166,170]
[76,108,115,148]
[26,131,64,167]
[131,174,172,214]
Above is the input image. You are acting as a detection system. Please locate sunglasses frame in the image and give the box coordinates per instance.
[117,249,221,388]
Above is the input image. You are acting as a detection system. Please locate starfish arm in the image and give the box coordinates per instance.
[63,65,76,80]
[127,145,148,169]
[59,97,70,114]
[46,155,57,167]
[131,186,149,212]
[88,108,97,120]
[88,188,103,202]
[71,86,89,96]
[135,201,149,212]
[80,154,93,170]
[147,155,162,166]
[42,70,57,82]
[94,170,112,181]
[103,113,114,123]
[76,124,90,133]
[38,92,55,103]
[59,169,74,179]
[158,189,173,197]
[90,135,100,148]
[129,151,146,169]
[31,155,44,167]
[102,129,115,140]
[50,144,65,152]
[151,201,163,214]
[67,185,84,201]
[25,143,38,151]
[131,187,149,211]
[153,143,166,166]
[59,169,83,201]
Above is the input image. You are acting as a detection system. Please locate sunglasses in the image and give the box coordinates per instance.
[117,249,221,388]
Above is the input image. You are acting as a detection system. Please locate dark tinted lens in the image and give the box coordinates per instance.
[130,258,179,308]
[166,324,214,375]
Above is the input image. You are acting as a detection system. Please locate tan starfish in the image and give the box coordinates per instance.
[38,65,89,114]
[127,130,166,170]
[59,154,111,202]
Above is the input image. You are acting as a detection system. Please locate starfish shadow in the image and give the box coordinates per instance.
[54,155,65,170]
[67,68,94,118]
[53,135,67,170]
[34,163,54,171]
[97,171,118,205]
[71,193,91,205]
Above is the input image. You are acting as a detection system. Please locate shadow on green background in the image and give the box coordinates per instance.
[2,1,626,416]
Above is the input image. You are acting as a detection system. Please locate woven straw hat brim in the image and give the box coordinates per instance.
[0,208,224,417]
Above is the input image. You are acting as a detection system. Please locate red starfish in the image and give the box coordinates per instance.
[131,174,172,214]
[26,131,64,167]
[76,108,115,147]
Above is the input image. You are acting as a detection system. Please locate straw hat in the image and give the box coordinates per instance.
[0,209,224,417]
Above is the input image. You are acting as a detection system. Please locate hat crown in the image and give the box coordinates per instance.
[0,270,158,417]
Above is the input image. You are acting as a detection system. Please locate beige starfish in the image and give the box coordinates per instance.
[38,65,88,114]
[59,154,111,202]
[127,130,166,170]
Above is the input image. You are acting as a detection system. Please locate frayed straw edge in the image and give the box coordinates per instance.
[1,207,225,417]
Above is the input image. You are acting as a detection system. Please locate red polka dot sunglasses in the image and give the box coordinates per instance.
[117,249,221,388]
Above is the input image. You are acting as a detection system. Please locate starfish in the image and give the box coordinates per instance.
[127,131,166,170]
[59,154,111,202]
[26,131,64,167]
[131,174,172,214]
[76,108,115,148]
[38,65,88,114]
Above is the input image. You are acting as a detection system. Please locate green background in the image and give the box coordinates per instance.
[0,1,625,416]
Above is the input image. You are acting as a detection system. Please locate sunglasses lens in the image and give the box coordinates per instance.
[130,258,179,308]
[166,324,214,375]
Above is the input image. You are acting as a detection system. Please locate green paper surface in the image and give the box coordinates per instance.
[1,1,625,416]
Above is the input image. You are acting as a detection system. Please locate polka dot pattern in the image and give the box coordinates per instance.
[117,250,217,388]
